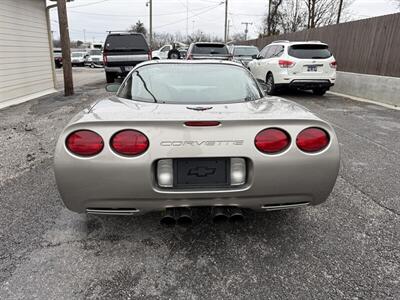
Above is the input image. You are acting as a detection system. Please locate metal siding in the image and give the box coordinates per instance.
[241,13,400,77]
[0,0,54,104]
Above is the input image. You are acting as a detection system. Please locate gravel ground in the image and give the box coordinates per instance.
[0,74,399,299]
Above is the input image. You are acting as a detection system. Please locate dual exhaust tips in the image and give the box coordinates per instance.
[160,207,244,227]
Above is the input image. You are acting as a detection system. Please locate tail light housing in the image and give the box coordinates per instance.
[103,52,108,65]
[148,50,152,60]
[296,127,330,153]
[66,130,104,156]
[279,59,295,68]
[330,61,337,69]
[255,128,290,154]
[187,54,192,60]
[111,130,149,156]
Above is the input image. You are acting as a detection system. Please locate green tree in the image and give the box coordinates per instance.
[128,20,147,36]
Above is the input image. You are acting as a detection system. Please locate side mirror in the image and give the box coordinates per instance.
[252,54,258,59]
[105,83,121,93]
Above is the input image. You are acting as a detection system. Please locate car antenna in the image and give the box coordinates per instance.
[135,71,158,103]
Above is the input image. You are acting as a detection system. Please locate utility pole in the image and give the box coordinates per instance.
[337,0,344,24]
[227,20,230,42]
[186,0,189,39]
[241,22,252,41]
[224,0,228,43]
[57,0,74,96]
[149,0,153,48]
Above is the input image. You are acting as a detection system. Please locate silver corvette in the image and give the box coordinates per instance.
[54,60,340,223]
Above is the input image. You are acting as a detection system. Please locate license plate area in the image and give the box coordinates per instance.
[173,158,230,188]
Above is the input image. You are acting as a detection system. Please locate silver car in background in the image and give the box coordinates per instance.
[54,61,340,224]
[230,45,259,67]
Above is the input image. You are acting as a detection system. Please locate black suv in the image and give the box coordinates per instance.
[103,32,151,83]
[186,42,231,60]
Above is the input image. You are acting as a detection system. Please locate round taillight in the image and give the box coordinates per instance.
[66,130,104,156]
[255,128,290,154]
[111,130,149,156]
[296,127,330,152]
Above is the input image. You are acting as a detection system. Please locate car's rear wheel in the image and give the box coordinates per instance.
[313,88,327,96]
[106,72,115,83]
[168,49,181,59]
[265,73,277,95]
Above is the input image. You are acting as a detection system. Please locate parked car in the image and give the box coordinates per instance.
[85,49,103,68]
[186,42,232,60]
[248,40,337,96]
[229,45,259,67]
[53,51,63,68]
[152,42,188,60]
[103,32,151,83]
[54,60,340,225]
[71,51,87,67]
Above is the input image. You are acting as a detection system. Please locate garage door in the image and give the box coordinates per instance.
[0,0,55,107]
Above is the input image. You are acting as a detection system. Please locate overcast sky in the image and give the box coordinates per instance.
[49,0,399,43]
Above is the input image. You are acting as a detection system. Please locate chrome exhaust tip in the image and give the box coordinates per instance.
[176,208,193,226]
[212,207,229,224]
[160,208,177,227]
[228,207,244,223]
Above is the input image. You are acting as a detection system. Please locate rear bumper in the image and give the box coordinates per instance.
[288,79,334,90]
[54,120,340,214]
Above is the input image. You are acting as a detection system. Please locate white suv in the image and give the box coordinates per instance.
[248,40,336,96]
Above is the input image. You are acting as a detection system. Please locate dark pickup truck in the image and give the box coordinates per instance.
[186,42,232,60]
[103,32,151,83]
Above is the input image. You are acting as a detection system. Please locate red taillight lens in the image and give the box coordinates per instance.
[330,61,337,69]
[66,130,104,156]
[111,130,149,156]
[187,54,192,60]
[184,121,220,127]
[279,59,295,68]
[148,50,152,60]
[255,128,290,154]
[103,54,107,65]
[296,127,330,153]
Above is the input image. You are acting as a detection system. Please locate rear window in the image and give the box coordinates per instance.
[105,34,149,51]
[192,44,228,55]
[288,44,332,59]
[117,64,262,104]
[233,46,259,57]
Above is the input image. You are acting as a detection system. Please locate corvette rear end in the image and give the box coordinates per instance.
[54,61,340,218]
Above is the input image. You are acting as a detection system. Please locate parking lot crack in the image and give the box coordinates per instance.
[339,175,400,217]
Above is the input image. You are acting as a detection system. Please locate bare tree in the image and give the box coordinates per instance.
[264,0,284,35]
[305,0,352,28]
[279,0,307,33]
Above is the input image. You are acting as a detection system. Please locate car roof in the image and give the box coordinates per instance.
[192,42,226,45]
[270,40,328,46]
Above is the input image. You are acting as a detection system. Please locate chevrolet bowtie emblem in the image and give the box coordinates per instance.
[188,167,216,177]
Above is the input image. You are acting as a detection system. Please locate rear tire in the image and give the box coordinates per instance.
[168,49,181,59]
[106,72,115,83]
[265,73,277,95]
[313,88,327,96]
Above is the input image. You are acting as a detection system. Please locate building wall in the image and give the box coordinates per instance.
[0,0,55,108]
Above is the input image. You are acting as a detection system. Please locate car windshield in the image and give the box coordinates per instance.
[117,64,262,104]
[288,44,332,59]
[72,53,85,57]
[192,44,229,55]
[89,50,102,55]
[234,46,259,56]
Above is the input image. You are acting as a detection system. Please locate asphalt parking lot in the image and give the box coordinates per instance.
[0,70,399,299]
